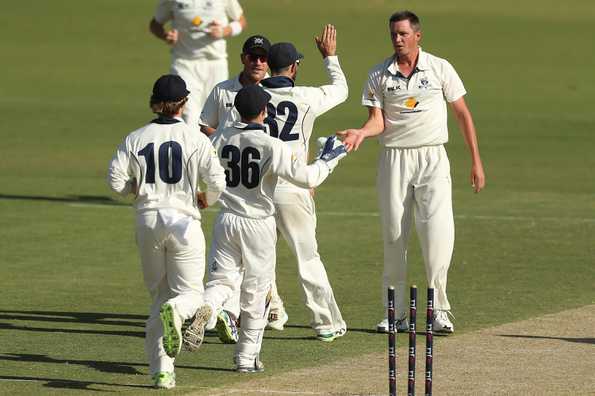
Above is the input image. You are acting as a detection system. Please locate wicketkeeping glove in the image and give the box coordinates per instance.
[316,136,347,173]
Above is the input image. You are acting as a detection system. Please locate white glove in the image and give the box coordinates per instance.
[316,136,347,173]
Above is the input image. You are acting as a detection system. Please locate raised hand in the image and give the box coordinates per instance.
[315,24,337,58]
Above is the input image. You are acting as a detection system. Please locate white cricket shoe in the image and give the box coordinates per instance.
[433,310,455,334]
[317,326,347,342]
[183,305,213,351]
[266,308,288,331]
[152,371,175,389]
[376,317,409,333]
[235,356,265,373]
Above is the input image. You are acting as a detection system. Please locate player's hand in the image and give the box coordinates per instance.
[196,192,209,209]
[470,161,486,193]
[130,178,139,197]
[336,129,364,152]
[315,24,337,58]
[207,21,224,39]
[165,29,178,45]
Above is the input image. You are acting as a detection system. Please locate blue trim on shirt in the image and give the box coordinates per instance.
[151,116,182,125]
[261,76,295,89]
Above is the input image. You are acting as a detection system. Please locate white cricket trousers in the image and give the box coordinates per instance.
[136,210,206,375]
[272,188,346,333]
[203,212,276,365]
[378,145,454,319]
[171,56,228,131]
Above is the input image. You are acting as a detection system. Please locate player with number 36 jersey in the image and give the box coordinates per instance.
[183,85,347,372]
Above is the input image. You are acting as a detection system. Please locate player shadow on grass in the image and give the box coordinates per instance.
[0,194,129,206]
[0,353,235,376]
[498,334,595,345]
[0,375,152,391]
[0,310,147,327]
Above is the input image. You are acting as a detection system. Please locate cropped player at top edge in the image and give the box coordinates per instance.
[150,0,247,132]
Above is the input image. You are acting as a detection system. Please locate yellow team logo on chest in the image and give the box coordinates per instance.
[192,16,202,26]
[404,97,419,109]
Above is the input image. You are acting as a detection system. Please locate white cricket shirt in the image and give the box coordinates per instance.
[362,48,466,148]
[199,74,243,131]
[211,122,331,219]
[261,55,348,192]
[154,0,243,60]
[108,116,226,219]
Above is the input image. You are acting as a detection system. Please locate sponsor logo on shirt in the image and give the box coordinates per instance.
[404,97,419,109]
[401,97,422,114]
[192,16,202,26]
[387,85,401,92]
[225,103,233,108]
[367,90,376,101]
[176,1,189,9]
[418,77,430,89]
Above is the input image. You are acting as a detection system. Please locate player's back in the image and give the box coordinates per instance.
[114,117,221,218]
[211,121,331,219]
[211,123,281,219]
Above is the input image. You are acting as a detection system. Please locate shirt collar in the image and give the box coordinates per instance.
[386,47,428,77]
[151,115,183,125]
[261,76,295,88]
[233,121,267,131]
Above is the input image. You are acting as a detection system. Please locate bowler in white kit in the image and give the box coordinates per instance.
[339,11,486,334]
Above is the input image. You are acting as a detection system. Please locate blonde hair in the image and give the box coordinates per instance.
[150,97,188,117]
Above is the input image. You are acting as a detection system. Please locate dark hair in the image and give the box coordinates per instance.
[270,64,292,75]
[389,10,421,31]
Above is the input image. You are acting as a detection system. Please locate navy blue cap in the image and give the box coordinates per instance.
[151,74,190,102]
[234,85,271,119]
[268,42,304,69]
[242,35,271,56]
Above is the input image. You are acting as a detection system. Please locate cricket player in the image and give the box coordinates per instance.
[150,0,247,131]
[182,84,348,372]
[261,25,348,340]
[200,34,271,136]
[107,74,226,389]
[338,11,486,334]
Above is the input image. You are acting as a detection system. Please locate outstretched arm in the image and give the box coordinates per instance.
[336,106,384,152]
[450,97,485,193]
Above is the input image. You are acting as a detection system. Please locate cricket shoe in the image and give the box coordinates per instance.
[316,326,347,342]
[183,305,212,352]
[235,356,265,373]
[216,310,239,344]
[376,317,409,333]
[152,371,175,389]
[266,308,288,331]
[433,310,455,334]
[160,303,182,358]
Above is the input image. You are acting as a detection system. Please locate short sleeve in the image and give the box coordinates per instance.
[441,60,466,103]
[361,67,383,108]
[154,0,174,24]
[199,87,220,129]
[225,0,243,21]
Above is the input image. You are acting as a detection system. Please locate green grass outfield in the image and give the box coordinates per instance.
[1,0,594,394]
